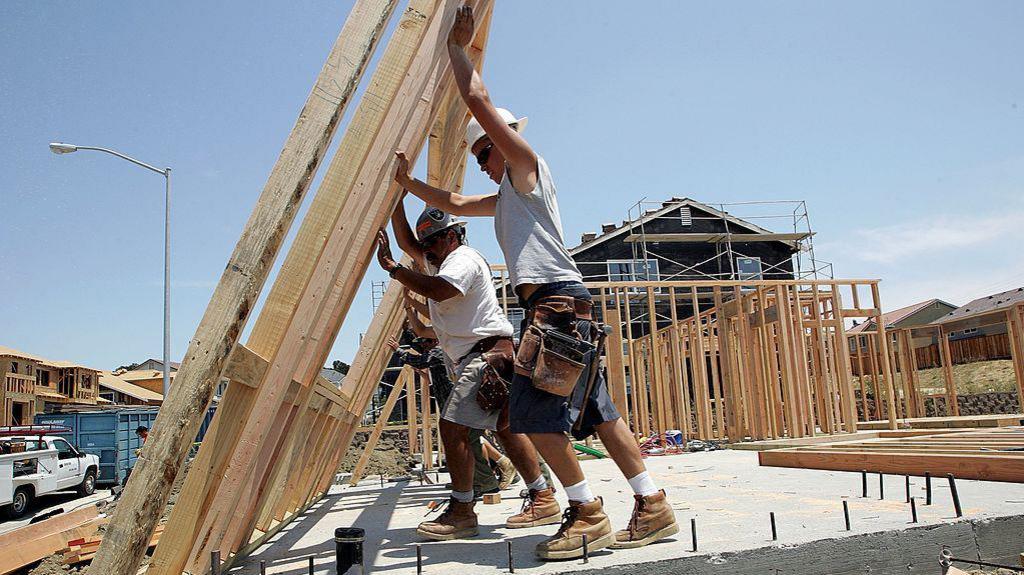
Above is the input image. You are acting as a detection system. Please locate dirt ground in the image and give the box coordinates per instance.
[337,430,413,478]
[855,359,1017,395]
[917,359,1017,394]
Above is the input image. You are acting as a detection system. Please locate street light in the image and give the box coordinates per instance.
[49,142,173,399]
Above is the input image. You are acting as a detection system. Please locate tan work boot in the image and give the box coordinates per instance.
[506,487,561,528]
[416,498,479,541]
[611,490,679,549]
[496,456,520,490]
[535,498,614,560]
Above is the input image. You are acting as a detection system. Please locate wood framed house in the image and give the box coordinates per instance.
[0,345,101,425]
[98,371,164,406]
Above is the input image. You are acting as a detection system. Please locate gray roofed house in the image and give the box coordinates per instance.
[320,368,345,388]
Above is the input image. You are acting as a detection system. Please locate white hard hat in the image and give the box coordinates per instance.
[465,108,528,149]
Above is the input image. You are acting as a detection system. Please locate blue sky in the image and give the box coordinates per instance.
[2,1,1022,370]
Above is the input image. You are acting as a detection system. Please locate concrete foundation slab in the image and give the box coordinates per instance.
[226,450,1024,575]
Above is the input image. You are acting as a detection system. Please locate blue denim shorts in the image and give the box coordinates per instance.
[509,281,621,439]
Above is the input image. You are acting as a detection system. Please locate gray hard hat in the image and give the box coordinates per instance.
[415,207,466,242]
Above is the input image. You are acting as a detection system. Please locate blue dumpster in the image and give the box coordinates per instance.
[35,405,218,485]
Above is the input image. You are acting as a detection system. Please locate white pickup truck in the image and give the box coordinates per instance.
[0,433,100,519]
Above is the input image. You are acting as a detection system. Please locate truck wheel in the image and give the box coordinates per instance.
[77,469,97,496]
[5,487,33,519]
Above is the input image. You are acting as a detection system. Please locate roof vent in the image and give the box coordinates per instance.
[601,223,617,233]
[580,232,598,243]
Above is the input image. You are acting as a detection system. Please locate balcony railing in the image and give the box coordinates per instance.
[5,374,35,395]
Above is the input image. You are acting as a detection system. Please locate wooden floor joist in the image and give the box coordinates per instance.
[758,426,1024,482]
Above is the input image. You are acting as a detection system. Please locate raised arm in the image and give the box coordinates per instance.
[404,299,436,339]
[376,230,460,301]
[391,197,426,268]
[404,289,431,319]
[448,5,538,193]
[394,151,496,216]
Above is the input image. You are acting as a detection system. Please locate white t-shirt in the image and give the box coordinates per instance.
[427,245,514,362]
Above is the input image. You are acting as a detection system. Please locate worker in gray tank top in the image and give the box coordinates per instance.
[393,5,677,558]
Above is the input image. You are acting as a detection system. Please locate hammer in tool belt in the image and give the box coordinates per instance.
[573,323,612,433]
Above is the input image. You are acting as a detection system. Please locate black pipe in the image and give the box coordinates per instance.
[770,512,777,541]
[691,518,698,552]
[878,472,884,499]
[925,472,932,505]
[905,475,910,503]
[211,551,220,575]
[843,500,851,531]
[582,533,589,564]
[260,559,266,575]
[308,555,314,575]
[335,527,365,575]
[947,474,963,517]
[910,497,918,523]
[508,540,514,573]
[417,544,423,574]
[861,470,867,497]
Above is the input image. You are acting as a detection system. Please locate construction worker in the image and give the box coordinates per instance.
[388,322,516,496]
[392,5,678,558]
[375,201,553,541]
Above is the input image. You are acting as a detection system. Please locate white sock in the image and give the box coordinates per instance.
[627,471,659,497]
[527,475,549,491]
[451,489,474,503]
[563,480,596,503]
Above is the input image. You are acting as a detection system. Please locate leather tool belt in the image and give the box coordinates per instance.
[513,295,596,397]
[465,336,515,411]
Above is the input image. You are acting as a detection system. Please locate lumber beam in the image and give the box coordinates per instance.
[759,449,1024,482]
[90,3,399,574]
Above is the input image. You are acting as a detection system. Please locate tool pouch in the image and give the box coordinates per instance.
[513,296,594,397]
[532,330,589,397]
[476,339,514,411]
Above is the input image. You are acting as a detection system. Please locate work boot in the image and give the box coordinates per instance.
[506,487,561,528]
[611,490,679,549]
[416,498,479,541]
[495,456,520,490]
[535,498,614,560]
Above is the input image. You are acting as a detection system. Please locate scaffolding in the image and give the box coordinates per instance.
[625,198,833,282]
[371,279,389,312]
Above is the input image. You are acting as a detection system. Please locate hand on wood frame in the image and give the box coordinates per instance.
[394,151,412,188]
[448,4,474,48]
[376,229,398,273]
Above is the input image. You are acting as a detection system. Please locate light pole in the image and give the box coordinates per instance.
[49,142,172,399]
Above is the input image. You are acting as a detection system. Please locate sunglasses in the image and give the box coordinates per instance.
[474,143,494,166]
[419,231,447,250]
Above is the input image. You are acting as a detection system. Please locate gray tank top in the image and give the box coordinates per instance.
[494,156,583,291]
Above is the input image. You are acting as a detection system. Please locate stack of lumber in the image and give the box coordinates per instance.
[0,505,104,575]
[62,525,164,566]
[758,426,1024,482]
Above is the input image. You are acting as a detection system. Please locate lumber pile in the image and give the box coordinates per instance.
[759,426,1024,482]
[90,2,495,573]
[62,525,164,566]
[0,505,104,575]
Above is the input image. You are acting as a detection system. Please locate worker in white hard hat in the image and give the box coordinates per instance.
[391,5,678,560]
[375,201,552,541]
